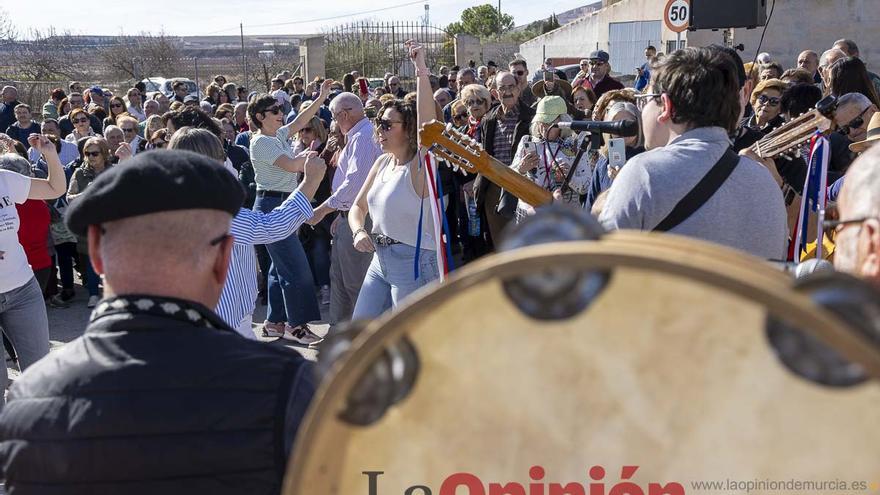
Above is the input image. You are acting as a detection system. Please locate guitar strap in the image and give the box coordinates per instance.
[653,147,739,232]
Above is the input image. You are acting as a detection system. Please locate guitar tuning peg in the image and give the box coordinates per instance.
[452,164,460,172]
[445,122,454,132]
[460,167,468,176]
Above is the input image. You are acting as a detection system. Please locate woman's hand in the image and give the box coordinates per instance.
[115,142,133,162]
[353,230,375,253]
[517,152,539,174]
[406,40,428,70]
[28,134,59,159]
[319,79,334,98]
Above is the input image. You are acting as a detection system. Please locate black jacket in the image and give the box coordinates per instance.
[0,295,315,495]
[475,100,536,216]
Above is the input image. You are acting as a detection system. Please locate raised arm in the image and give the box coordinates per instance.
[409,40,435,138]
[283,79,333,135]
[25,134,66,200]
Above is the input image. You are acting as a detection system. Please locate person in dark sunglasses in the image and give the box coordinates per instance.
[246,80,334,344]
[746,78,788,135]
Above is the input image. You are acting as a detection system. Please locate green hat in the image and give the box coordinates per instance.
[533,96,568,124]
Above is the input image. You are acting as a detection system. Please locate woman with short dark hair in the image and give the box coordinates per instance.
[247,80,333,342]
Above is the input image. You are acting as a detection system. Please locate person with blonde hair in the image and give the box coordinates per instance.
[746,78,788,134]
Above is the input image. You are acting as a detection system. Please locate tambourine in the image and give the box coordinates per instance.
[284,205,880,495]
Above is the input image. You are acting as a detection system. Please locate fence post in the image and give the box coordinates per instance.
[194,58,200,96]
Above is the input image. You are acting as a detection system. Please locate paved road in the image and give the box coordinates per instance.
[6,287,329,382]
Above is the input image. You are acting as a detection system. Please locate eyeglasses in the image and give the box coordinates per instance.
[757,94,781,107]
[839,107,870,136]
[465,98,487,107]
[73,118,90,124]
[121,127,136,134]
[298,127,314,133]
[822,216,876,235]
[453,113,468,120]
[512,70,526,77]
[635,93,662,110]
[588,60,606,66]
[262,106,281,115]
[84,151,101,157]
[376,118,403,131]
[152,141,166,148]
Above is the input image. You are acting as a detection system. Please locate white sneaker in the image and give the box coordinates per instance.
[283,324,324,347]
[261,321,286,339]
[319,285,331,306]
[87,295,100,308]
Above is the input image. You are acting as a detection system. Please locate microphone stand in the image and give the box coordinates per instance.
[560,131,602,196]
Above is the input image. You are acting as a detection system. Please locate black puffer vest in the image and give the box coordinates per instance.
[0,296,308,495]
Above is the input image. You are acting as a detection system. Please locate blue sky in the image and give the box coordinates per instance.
[4,0,591,37]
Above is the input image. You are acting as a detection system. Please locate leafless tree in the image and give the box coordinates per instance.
[98,32,184,81]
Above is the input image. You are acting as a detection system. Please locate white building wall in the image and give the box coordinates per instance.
[519,0,685,75]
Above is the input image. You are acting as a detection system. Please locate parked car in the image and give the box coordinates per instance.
[141,77,200,100]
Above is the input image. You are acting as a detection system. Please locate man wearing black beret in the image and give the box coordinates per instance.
[0,149,316,494]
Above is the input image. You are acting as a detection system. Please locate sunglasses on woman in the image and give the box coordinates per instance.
[262,106,281,115]
[376,118,402,131]
[73,118,90,124]
[84,151,101,158]
[453,113,468,120]
[757,94,781,106]
[152,141,167,148]
[465,98,486,107]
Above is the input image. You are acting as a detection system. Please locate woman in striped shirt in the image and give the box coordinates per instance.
[248,80,333,343]
[168,127,326,342]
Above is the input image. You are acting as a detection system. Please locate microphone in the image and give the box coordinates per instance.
[556,120,639,137]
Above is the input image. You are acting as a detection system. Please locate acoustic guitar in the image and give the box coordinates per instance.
[418,120,553,207]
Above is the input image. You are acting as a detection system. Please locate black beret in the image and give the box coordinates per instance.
[65,149,244,236]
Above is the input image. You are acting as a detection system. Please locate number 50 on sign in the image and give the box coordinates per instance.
[664,0,690,33]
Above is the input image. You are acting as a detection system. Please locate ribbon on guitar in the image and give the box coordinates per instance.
[790,132,830,260]
[418,151,452,281]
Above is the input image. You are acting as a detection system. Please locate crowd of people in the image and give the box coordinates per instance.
[0,33,878,491]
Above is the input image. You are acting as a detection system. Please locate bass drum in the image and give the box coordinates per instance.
[283,231,880,495]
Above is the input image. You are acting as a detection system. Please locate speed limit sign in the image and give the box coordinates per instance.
[664,0,690,33]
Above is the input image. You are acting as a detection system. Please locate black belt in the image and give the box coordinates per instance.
[373,234,401,246]
[338,210,349,218]
[256,190,290,198]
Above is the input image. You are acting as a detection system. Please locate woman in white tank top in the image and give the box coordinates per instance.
[348,43,441,319]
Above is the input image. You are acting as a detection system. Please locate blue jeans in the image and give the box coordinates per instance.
[82,254,101,297]
[0,277,50,406]
[254,194,321,326]
[352,243,439,320]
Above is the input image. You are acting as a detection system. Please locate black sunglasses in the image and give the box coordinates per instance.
[73,118,90,124]
[513,70,526,76]
[839,107,870,136]
[84,151,101,157]
[376,118,402,131]
[757,94,781,106]
[453,113,468,120]
[262,106,281,115]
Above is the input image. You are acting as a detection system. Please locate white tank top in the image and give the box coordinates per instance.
[367,153,436,250]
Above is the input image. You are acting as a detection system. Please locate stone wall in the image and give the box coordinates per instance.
[454,34,520,68]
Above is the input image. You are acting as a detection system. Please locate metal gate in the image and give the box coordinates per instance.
[325,22,454,83]
[608,20,662,76]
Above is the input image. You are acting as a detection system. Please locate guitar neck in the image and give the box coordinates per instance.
[481,154,553,207]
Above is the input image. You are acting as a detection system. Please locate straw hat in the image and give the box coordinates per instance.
[531,78,573,100]
[849,111,880,153]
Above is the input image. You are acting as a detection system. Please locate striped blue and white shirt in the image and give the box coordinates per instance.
[216,190,314,337]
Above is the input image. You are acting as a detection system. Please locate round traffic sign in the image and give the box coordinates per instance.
[664,0,690,33]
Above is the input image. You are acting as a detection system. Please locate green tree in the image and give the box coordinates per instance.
[447,4,515,40]
[542,14,560,34]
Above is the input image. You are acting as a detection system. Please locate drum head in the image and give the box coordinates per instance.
[284,234,880,494]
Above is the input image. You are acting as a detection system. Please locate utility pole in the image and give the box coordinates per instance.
[240,23,247,91]
[497,0,502,37]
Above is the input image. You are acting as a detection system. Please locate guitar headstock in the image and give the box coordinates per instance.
[419,120,488,175]
[753,109,837,159]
